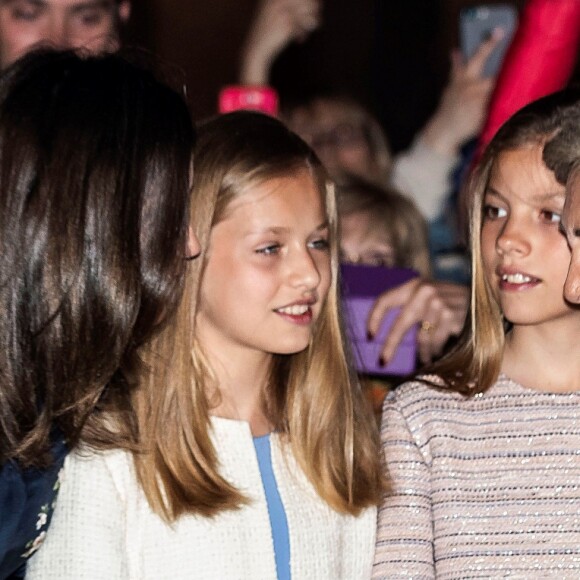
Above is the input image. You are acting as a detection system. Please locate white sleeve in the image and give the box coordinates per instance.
[26,451,129,579]
[390,136,459,221]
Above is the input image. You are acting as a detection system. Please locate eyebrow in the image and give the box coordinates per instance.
[1,0,115,9]
[485,187,565,204]
[247,221,329,236]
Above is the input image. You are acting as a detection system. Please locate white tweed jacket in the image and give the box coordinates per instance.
[27,416,376,579]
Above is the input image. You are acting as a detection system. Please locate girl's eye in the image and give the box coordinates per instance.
[541,209,561,224]
[366,253,395,267]
[256,243,280,255]
[309,237,330,251]
[483,204,507,220]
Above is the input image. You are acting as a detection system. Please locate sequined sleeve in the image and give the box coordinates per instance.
[372,392,435,579]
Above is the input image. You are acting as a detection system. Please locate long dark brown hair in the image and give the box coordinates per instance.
[0,50,195,468]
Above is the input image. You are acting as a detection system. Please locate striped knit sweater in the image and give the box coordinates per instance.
[373,374,580,579]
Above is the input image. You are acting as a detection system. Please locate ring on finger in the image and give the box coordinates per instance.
[420,320,436,333]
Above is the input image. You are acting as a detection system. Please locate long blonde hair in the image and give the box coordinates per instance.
[422,89,580,395]
[134,111,384,521]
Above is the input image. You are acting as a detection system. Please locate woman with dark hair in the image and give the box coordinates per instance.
[0,49,197,578]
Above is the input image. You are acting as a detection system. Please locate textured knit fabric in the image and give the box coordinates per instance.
[27,417,375,579]
[373,374,580,579]
[254,434,290,580]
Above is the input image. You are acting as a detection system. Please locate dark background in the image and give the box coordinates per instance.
[125,0,579,152]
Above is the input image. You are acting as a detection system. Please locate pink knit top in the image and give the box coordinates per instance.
[373,374,580,579]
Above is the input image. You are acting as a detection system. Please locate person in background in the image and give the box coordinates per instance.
[337,177,430,415]
[239,0,500,223]
[27,111,383,579]
[373,89,580,578]
[0,49,196,579]
[0,0,130,69]
[234,0,504,367]
[337,177,430,276]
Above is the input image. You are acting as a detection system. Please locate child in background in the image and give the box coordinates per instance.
[28,111,383,579]
[337,177,430,276]
[336,177,430,417]
[373,90,580,578]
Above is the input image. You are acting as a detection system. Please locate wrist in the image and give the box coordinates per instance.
[239,45,274,85]
[421,114,462,157]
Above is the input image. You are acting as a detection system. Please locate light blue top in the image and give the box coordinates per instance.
[253,435,290,580]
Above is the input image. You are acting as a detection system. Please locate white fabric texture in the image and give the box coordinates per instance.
[27,416,376,579]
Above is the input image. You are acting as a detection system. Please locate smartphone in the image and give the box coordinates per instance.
[459,4,518,77]
[340,263,418,377]
[218,86,279,116]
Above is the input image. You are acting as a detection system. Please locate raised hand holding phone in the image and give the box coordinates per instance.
[459,4,517,78]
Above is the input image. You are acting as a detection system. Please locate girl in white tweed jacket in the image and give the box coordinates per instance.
[28,111,383,580]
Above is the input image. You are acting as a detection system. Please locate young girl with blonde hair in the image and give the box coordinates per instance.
[29,111,383,579]
[373,89,580,578]
[336,176,430,276]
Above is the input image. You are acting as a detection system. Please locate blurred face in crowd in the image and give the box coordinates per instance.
[0,0,130,68]
[286,98,390,183]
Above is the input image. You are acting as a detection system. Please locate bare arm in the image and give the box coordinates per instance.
[239,0,321,85]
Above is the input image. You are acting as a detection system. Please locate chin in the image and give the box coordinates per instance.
[269,338,312,356]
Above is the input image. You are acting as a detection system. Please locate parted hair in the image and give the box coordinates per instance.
[422,89,580,395]
[133,111,384,521]
[0,50,195,468]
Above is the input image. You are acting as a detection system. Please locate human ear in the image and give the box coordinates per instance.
[186,226,201,261]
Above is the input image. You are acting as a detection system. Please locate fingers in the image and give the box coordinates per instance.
[367,278,420,338]
[374,281,437,364]
[379,294,430,364]
[464,27,505,78]
[368,279,469,367]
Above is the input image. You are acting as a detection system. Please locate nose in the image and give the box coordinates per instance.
[46,16,73,49]
[564,250,580,304]
[288,248,322,291]
[496,218,531,257]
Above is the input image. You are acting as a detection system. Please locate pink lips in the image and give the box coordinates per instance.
[497,267,541,292]
[273,299,316,326]
[275,308,313,325]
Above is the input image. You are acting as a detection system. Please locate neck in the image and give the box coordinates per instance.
[502,318,580,392]
[199,326,274,436]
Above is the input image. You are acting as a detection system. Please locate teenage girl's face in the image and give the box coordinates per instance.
[196,168,331,360]
[562,172,580,303]
[339,210,395,267]
[481,145,576,327]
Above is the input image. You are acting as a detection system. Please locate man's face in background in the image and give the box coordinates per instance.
[0,0,130,69]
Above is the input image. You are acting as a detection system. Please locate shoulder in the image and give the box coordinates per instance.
[61,447,136,504]
[384,375,464,414]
